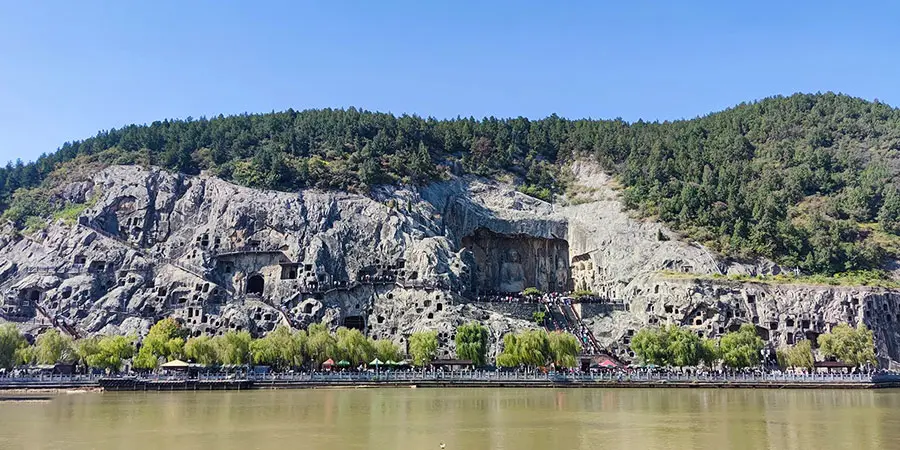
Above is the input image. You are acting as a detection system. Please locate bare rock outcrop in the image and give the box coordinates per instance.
[1,161,898,366]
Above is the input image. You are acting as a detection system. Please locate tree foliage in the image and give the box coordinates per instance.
[818,323,877,367]
[630,328,669,366]
[719,324,765,368]
[334,327,374,365]
[371,339,403,362]
[214,331,252,365]
[7,94,899,274]
[878,187,900,234]
[85,335,134,372]
[10,321,415,372]
[630,326,705,367]
[513,329,551,367]
[455,322,489,366]
[666,326,703,367]
[35,329,76,364]
[0,324,27,369]
[305,323,337,364]
[548,332,582,368]
[74,337,100,368]
[249,326,306,369]
[496,334,520,368]
[133,318,187,369]
[776,339,814,370]
[409,331,438,366]
[184,335,218,365]
[496,329,580,368]
[700,337,721,368]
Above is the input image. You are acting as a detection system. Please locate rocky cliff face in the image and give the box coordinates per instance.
[1,162,897,365]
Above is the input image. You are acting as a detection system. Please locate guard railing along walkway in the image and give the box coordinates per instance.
[0,371,894,389]
[201,371,885,384]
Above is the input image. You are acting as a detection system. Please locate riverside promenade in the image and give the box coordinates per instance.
[2,371,899,391]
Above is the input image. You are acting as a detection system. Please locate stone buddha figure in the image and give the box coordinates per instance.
[555,253,570,291]
[499,249,526,293]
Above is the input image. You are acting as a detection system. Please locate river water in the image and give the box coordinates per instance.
[1,388,897,449]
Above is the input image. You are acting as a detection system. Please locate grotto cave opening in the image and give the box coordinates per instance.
[247,274,264,295]
[342,315,366,331]
[461,227,571,295]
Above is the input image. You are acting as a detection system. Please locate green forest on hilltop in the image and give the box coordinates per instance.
[2,93,900,276]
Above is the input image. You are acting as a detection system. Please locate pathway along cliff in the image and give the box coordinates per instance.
[2,161,900,366]
[1,371,898,392]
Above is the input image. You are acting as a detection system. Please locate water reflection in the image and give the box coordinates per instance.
[0,388,897,449]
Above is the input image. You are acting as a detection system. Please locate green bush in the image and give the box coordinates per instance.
[52,203,87,225]
[572,290,595,299]
[518,185,553,202]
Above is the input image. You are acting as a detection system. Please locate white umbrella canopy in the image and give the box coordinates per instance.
[160,359,190,369]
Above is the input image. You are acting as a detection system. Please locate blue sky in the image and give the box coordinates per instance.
[1,1,898,163]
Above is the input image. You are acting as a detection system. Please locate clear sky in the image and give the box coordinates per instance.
[1,0,898,163]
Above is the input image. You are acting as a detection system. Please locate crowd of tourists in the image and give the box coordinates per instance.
[475,291,573,303]
[288,276,451,295]
[474,291,619,305]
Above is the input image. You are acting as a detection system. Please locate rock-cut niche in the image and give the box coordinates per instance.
[247,274,264,295]
[461,227,571,294]
[343,316,365,331]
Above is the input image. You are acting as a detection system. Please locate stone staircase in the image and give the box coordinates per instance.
[33,302,82,339]
[564,302,604,354]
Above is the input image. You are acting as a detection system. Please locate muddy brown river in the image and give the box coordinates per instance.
[0,388,897,449]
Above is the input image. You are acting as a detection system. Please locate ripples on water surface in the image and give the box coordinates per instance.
[0,388,897,449]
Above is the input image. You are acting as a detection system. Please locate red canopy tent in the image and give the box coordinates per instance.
[598,359,619,368]
[322,358,335,370]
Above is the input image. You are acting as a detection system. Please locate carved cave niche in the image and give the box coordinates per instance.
[342,315,366,331]
[247,274,264,295]
[461,227,571,294]
[280,263,299,280]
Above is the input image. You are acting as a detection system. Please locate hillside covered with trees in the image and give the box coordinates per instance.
[2,93,900,276]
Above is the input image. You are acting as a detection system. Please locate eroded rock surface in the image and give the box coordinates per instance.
[1,162,898,366]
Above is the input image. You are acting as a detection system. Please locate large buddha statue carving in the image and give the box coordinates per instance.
[555,253,570,291]
[499,249,526,293]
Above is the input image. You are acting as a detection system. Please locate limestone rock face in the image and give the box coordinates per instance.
[1,162,899,366]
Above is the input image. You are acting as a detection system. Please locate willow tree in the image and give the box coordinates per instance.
[409,331,438,366]
[700,337,721,368]
[214,331,252,365]
[184,335,219,365]
[134,318,187,370]
[250,326,306,369]
[496,333,520,367]
[776,339,814,370]
[719,324,765,368]
[666,326,703,367]
[74,337,100,369]
[35,329,76,364]
[306,323,337,365]
[371,339,403,362]
[0,324,27,369]
[548,331,581,368]
[630,328,668,365]
[335,327,374,365]
[818,324,877,367]
[514,329,551,368]
[86,335,135,372]
[455,322,489,366]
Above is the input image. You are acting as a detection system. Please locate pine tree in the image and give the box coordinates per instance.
[878,186,900,234]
